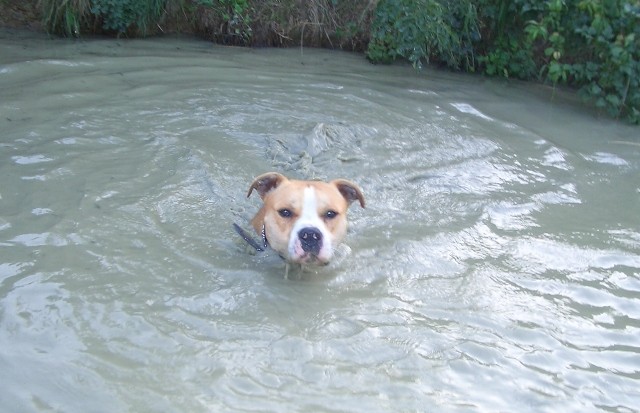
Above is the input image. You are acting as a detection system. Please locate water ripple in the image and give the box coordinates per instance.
[0,34,638,413]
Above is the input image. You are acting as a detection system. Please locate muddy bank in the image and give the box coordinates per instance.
[2,0,637,125]
[0,0,374,50]
[0,0,42,31]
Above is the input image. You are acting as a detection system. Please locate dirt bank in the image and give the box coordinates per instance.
[0,0,42,31]
[0,0,375,51]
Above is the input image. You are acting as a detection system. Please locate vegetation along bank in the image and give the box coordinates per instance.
[2,0,638,124]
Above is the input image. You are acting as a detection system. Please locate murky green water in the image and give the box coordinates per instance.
[1,29,639,412]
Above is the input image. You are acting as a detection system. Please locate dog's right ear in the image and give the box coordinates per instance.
[247,172,287,200]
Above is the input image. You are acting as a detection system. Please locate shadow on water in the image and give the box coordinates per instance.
[1,30,639,412]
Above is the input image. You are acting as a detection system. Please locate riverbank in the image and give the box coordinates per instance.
[0,0,41,31]
[0,0,374,50]
[1,0,638,124]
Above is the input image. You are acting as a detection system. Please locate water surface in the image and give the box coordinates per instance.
[1,30,639,412]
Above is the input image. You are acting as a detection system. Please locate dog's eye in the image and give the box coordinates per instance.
[278,208,293,218]
[324,210,338,219]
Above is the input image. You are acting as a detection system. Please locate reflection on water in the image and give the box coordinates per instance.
[1,29,639,412]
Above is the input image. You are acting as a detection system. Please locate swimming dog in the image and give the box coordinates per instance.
[239,172,365,266]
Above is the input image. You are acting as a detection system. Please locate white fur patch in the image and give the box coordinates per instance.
[287,186,333,262]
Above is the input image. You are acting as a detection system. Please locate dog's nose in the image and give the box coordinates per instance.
[298,227,323,255]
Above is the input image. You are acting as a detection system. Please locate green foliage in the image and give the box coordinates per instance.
[366,0,472,69]
[440,0,483,71]
[522,0,640,123]
[91,0,166,35]
[40,0,167,36]
[39,0,92,37]
[367,0,639,123]
[478,37,536,79]
[474,0,542,79]
[196,0,252,45]
[33,0,640,123]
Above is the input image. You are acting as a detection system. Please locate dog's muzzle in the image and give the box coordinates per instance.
[298,227,323,256]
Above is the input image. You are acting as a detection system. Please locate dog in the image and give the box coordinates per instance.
[240,172,365,267]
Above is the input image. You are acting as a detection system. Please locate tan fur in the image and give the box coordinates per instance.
[247,172,365,264]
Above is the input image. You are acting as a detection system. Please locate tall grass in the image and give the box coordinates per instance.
[28,0,640,122]
[39,0,92,37]
[37,0,375,47]
[245,0,375,49]
[39,0,168,36]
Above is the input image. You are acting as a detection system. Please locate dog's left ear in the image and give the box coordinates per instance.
[247,172,287,200]
[331,179,365,208]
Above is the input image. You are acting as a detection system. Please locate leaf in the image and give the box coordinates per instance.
[606,94,621,107]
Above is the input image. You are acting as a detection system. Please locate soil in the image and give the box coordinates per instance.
[0,0,372,50]
[0,0,43,31]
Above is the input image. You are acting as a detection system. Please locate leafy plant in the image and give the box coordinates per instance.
[366,0,461,69]
[32,0,640,123]
[91,0,166,35]
[474,0,542,79]
[478,36,536,79]
[524,0,640,123]
[39,0,92,37]
[439,0,482,71]
[196,0,252,45]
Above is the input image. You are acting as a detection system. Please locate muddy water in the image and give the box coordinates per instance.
[1,29,639,412]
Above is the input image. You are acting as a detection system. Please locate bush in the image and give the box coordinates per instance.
[91,0,166,35]
[248,0,375,49]
[368,0,639,123]
[474,0,541,79]
[39,0,92,37]
[38,0,167,36]
[33,0,640,123]
[474,0,639,123]
[524,0,639,123]
[194,0,252,45]
[38,0,373,48]
[366,0,480,70]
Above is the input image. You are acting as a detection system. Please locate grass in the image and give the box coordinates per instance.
[38,0,92,37]
[33,0,377,49]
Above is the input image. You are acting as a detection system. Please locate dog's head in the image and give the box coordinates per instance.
[248,172,365,265]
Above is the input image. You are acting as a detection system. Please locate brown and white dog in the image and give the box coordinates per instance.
[245,172,365,266]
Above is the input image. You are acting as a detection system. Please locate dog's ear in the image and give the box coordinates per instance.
[247,172,287,200]
[331,179,365,208]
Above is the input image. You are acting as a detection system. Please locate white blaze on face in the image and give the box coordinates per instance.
[287,186,333,262]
